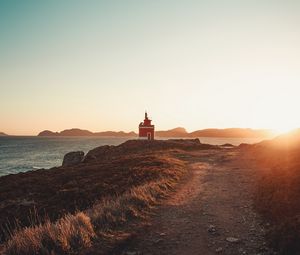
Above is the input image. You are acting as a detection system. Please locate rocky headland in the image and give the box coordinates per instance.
[0,138,216,254]
[1,132,300,254]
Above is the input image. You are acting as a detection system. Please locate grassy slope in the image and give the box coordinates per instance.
[0,139,210,254]
[247,130,300,254]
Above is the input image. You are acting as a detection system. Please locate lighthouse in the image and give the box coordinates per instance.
[139,112,155,140]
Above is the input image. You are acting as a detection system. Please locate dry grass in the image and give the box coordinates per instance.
[0,150,185,241]
[88,179,175,230]
[2,154,186,255]
[249,132,300,254]
[254,162,300,255]
[4,212,95,255]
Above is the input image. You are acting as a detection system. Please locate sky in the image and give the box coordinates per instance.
[1,0,300,135]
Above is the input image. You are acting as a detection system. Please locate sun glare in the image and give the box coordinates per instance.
[274,125,296,135]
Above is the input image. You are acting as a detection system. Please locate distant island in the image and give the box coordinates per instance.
[38,127,275,138]
[155,127,188,137]
[155,127,274,138]
[38,128,137,137]
[188,128,274,138]
[0,132,8,136]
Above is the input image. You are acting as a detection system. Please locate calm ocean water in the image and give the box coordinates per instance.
[0,136,264,176]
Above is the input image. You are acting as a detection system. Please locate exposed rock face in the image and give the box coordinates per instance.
[83,145,112,163]
[62,151,84,167]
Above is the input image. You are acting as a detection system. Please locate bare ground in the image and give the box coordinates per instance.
[119,149,271,255]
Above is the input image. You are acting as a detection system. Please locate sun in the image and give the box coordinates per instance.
[273,125,296,135]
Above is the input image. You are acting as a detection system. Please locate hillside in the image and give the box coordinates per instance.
[0,139,214,254]
[190,128,274,138]
[0,132,8,136]
[243,129,300,254]
[3,137,290,254]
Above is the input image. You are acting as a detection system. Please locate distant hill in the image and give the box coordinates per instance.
[253,128,300,150]
[157,127,274,138]
[60,128,94,136]
[189,128,274,138]
[156,127,188,137]
[0,132,8,136]
[38,130,60,136]
[94,131,137,137]
[247,128,300,253]
[38,128,137,137]
[38,127,274,138]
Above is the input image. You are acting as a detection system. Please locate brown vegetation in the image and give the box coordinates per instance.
[246,129,300,254]
[4,212,95,255]
[3,177,183,255]
[0,139,211,254]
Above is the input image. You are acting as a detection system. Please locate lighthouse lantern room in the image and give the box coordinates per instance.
[139,112,155,140]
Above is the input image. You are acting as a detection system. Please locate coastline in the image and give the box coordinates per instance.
[0,136,265,177]
[1,134,300,254]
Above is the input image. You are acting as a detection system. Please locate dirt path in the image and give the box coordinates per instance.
[120,149,270,255]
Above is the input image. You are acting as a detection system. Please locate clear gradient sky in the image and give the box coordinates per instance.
[1,0,300,135]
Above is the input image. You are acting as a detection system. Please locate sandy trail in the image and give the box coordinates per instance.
[120,149,268,255]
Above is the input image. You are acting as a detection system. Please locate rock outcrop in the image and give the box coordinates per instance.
[62,151,84,167]
[83,138,217,164]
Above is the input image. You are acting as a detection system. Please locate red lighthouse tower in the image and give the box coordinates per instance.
[139,112,155,140]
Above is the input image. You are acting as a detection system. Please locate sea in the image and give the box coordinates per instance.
[0,136,265,177]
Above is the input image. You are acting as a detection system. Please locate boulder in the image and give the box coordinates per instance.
[62,151,84,167]
[226,237,239,243]
[83,145,112,163]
